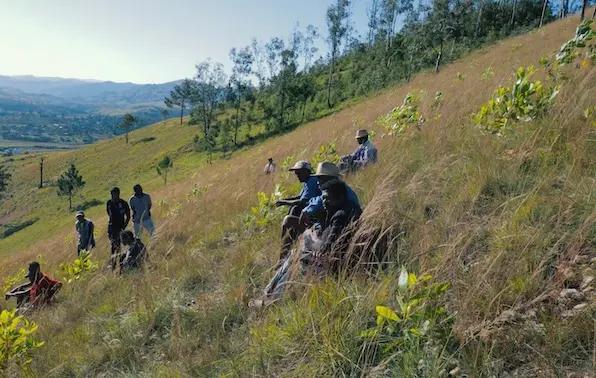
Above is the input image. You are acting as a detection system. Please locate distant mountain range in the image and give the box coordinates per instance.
[0,75,181,147]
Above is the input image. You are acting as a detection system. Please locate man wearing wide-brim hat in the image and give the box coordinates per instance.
[277,161,361,262]
[341,129,378,172]
[276,160,321,261]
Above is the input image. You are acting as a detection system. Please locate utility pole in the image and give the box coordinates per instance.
[39,157,44,188]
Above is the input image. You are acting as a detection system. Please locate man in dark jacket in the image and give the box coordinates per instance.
[107,187,131,270]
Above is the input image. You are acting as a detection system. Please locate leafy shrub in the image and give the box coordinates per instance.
[556,20,595,66]
[473,66,559,135]
[360,268,453,374]
[59,251,98,283]
[379,93,424,135]
[311,143,340,166]
[0,309,44,372]
[244,185,285,230]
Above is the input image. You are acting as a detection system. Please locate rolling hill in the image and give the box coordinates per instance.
[0,14,594,376]
[0,75,180,147]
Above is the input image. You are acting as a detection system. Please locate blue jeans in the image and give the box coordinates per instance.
[133,218,155,237]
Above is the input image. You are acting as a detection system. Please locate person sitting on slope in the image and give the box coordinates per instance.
[278,162,360,264]
[119,230,147,273]
[252,179,362,306]
[275,160,321,260]
[5,262,62,309]
[339,129,378,173]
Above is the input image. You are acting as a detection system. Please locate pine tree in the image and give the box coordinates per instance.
[57,163,85,210]
[156,156,173,185]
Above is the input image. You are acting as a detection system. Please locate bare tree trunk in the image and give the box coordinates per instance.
[234,103,240,146]
[326,57,335,108]
[540,0,548,27]
[510,0,518,29]
[39,157,44,189]
[179,104,184,124]
[475,0,484,37]
[580,0,588,20]
[435,40,443,73]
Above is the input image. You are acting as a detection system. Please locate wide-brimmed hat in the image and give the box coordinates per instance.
[355,129,369,139]
[288,160,312,172]
[75,210,84,218]
[313,162,341,177]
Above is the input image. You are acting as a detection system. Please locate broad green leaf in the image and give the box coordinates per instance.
[376,305,399,321]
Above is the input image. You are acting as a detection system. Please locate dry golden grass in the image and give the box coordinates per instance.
[0,14,594,377]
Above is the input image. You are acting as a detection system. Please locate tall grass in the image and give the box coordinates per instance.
[0,14,593,377]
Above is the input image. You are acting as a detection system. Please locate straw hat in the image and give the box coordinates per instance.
[288,160,312,172]
[355,129,369,139]
[313,162,341,177]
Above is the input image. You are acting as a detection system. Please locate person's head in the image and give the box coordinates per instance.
[26,261,41,282]
[120,230,135,245]
[110,187,120,200]
[268,157,273,163]
[313,161,341,185]
[133,184,143,195]
[288,160,312,182]
[75,210,85,222]
[321,179,348,210]
[355,129,369,145]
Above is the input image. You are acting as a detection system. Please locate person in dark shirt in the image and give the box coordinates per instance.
[119,230,147,273]
[107,187,131,270]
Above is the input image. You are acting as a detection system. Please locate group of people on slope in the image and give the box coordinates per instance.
[252,129,378,306]
[4,184,155,311]
[76,184,153,272]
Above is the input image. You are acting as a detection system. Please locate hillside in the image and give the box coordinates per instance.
[0,14,594,376]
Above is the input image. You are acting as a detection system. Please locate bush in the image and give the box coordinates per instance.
[244,185,285,230]
[359,268,454,375]
[59,251,98,283]
[473,66,559,135]
[0,309,44,372]
[379,93,424,135]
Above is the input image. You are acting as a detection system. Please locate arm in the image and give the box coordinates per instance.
[106,201,110,216]
[124,201,131,228]
[320,210,349,254]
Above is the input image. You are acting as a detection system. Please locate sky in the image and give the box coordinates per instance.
[0,0,369,84]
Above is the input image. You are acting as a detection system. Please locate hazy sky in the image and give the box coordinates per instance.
[0,0,368,84]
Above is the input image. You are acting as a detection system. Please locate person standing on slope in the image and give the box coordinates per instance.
[106,187,131,270]
[263,157,276,175]
[129,184,155,237]
[75,210,95,256]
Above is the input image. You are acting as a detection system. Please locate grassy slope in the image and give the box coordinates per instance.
[0,15,594,377]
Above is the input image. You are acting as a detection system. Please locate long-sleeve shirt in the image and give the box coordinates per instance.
[352,140,378,166]
[316,200,362,254]
[302,184,360,221]
[75,219,95,249]
[129,193,152,223]
[298,176,321,204]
